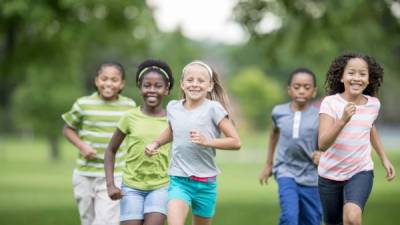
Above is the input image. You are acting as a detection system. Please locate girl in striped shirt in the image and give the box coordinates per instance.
[318,53,396,225]
[62,62,135,225]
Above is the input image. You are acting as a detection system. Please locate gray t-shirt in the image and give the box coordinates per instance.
[167,99,227,177]
[272,103,319,186]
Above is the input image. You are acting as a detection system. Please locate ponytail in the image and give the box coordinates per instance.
[207,70,232,116]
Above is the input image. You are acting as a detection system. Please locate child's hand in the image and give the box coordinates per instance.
[341,102,356,124]
[107,184,123,200]
[382,158,396,181]
[311,151,322,165]
[190,130,210,147]
[80,145,97,160]
[259,165,273,185]
[145,141,159,156]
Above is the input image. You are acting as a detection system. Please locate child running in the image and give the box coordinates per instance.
[318,52,396,225]
[62,62,136,225]
[104,59,174,225]
[145,60,241,225]
[259,68,322,225]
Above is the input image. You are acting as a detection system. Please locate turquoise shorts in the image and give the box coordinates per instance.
[168,176,217,218]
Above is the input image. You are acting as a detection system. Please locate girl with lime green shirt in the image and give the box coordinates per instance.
[104,59,174,225]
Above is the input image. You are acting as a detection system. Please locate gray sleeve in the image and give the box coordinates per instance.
[271,106,278,127]
[166,100,175,121]
[211,101,228,126]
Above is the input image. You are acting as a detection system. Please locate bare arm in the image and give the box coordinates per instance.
[259,126,279,185]
[319,102,356,151]
[62,124,96,159]
[190,117,241,150]
[145,125,173,156]
[371,126,395,181]
[104,128,126,200]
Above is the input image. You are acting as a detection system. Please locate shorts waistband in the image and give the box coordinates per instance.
[189,175,216,183]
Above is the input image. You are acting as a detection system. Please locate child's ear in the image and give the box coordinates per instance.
[120,80,126,90]
[312,87,317,98]
[180,82,185,91]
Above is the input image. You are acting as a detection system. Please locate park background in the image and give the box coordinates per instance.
[1,0,400,224]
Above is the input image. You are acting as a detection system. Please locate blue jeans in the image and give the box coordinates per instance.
[277,177,322,225]
[318,170,374,225]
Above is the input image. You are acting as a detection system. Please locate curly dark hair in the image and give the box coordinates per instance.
[136,59,174,92]
[324,52,383,97]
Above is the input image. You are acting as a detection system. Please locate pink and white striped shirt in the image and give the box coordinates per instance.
[318,94,380,181]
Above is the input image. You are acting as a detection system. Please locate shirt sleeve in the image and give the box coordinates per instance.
[372,97,381,122]
[211,101,228,126]
[271,106,278,127]
[61,101,82,129]
[319,97,336,119]
[117,111,131,134]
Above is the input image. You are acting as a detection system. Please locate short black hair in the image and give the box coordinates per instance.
[96,62,125,79]
[288,67,317,86]
[94,61,125,93]
[136,59,174,91]
[325,52,383,96]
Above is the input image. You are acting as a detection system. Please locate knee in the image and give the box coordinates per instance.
[343,212,361,225]
[343,203,362,225]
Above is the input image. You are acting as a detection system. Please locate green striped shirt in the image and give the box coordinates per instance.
[62,92,136,177]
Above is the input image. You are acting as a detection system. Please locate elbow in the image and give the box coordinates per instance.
[232,139,241,150]
[318,144,327,152]
[318,139,329,152]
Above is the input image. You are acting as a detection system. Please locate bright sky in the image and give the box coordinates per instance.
[147,0,248,44]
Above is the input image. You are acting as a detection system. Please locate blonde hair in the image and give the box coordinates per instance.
[181,61,232,115]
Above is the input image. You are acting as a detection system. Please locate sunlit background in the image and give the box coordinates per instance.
[1,0,400,224]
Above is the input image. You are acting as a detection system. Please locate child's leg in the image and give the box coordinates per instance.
[119,183,146,225]
[193,215,212,225]
[298,185,322,225]
[143,213,166,225]
[93,176,121,225]
[343,171,374,225]
[142,186,168,225]
[318,176,344,225]
[191,180,217,225]
[72,173,95,225]
[277,177,300,225]
[168,176,193,225]
[168,199,190,225]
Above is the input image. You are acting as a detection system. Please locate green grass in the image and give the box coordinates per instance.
[1,135,399,225]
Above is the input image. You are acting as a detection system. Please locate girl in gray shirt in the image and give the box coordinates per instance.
[145,60,241,225]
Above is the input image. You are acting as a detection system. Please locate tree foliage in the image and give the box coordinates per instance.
[229,67,284,130]
[233,0,400,122]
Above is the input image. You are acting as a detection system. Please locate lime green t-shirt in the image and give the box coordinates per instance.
[118,107,170,190]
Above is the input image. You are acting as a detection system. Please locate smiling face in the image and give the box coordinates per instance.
[341,57,369,97]
[180,64,213,102]
[288,72,316,107]
[95,66,125,101]
[140,71,169,108]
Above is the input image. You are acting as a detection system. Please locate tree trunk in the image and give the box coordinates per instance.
[48,135,60,161]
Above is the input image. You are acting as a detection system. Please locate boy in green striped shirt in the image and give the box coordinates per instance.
[62,62,135,225]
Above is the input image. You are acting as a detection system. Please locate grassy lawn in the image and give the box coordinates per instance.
[0,135,399,225]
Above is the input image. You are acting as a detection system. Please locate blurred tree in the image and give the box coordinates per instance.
[229,67,284,130]
[233,0,400,122]
[0,0,159,160]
